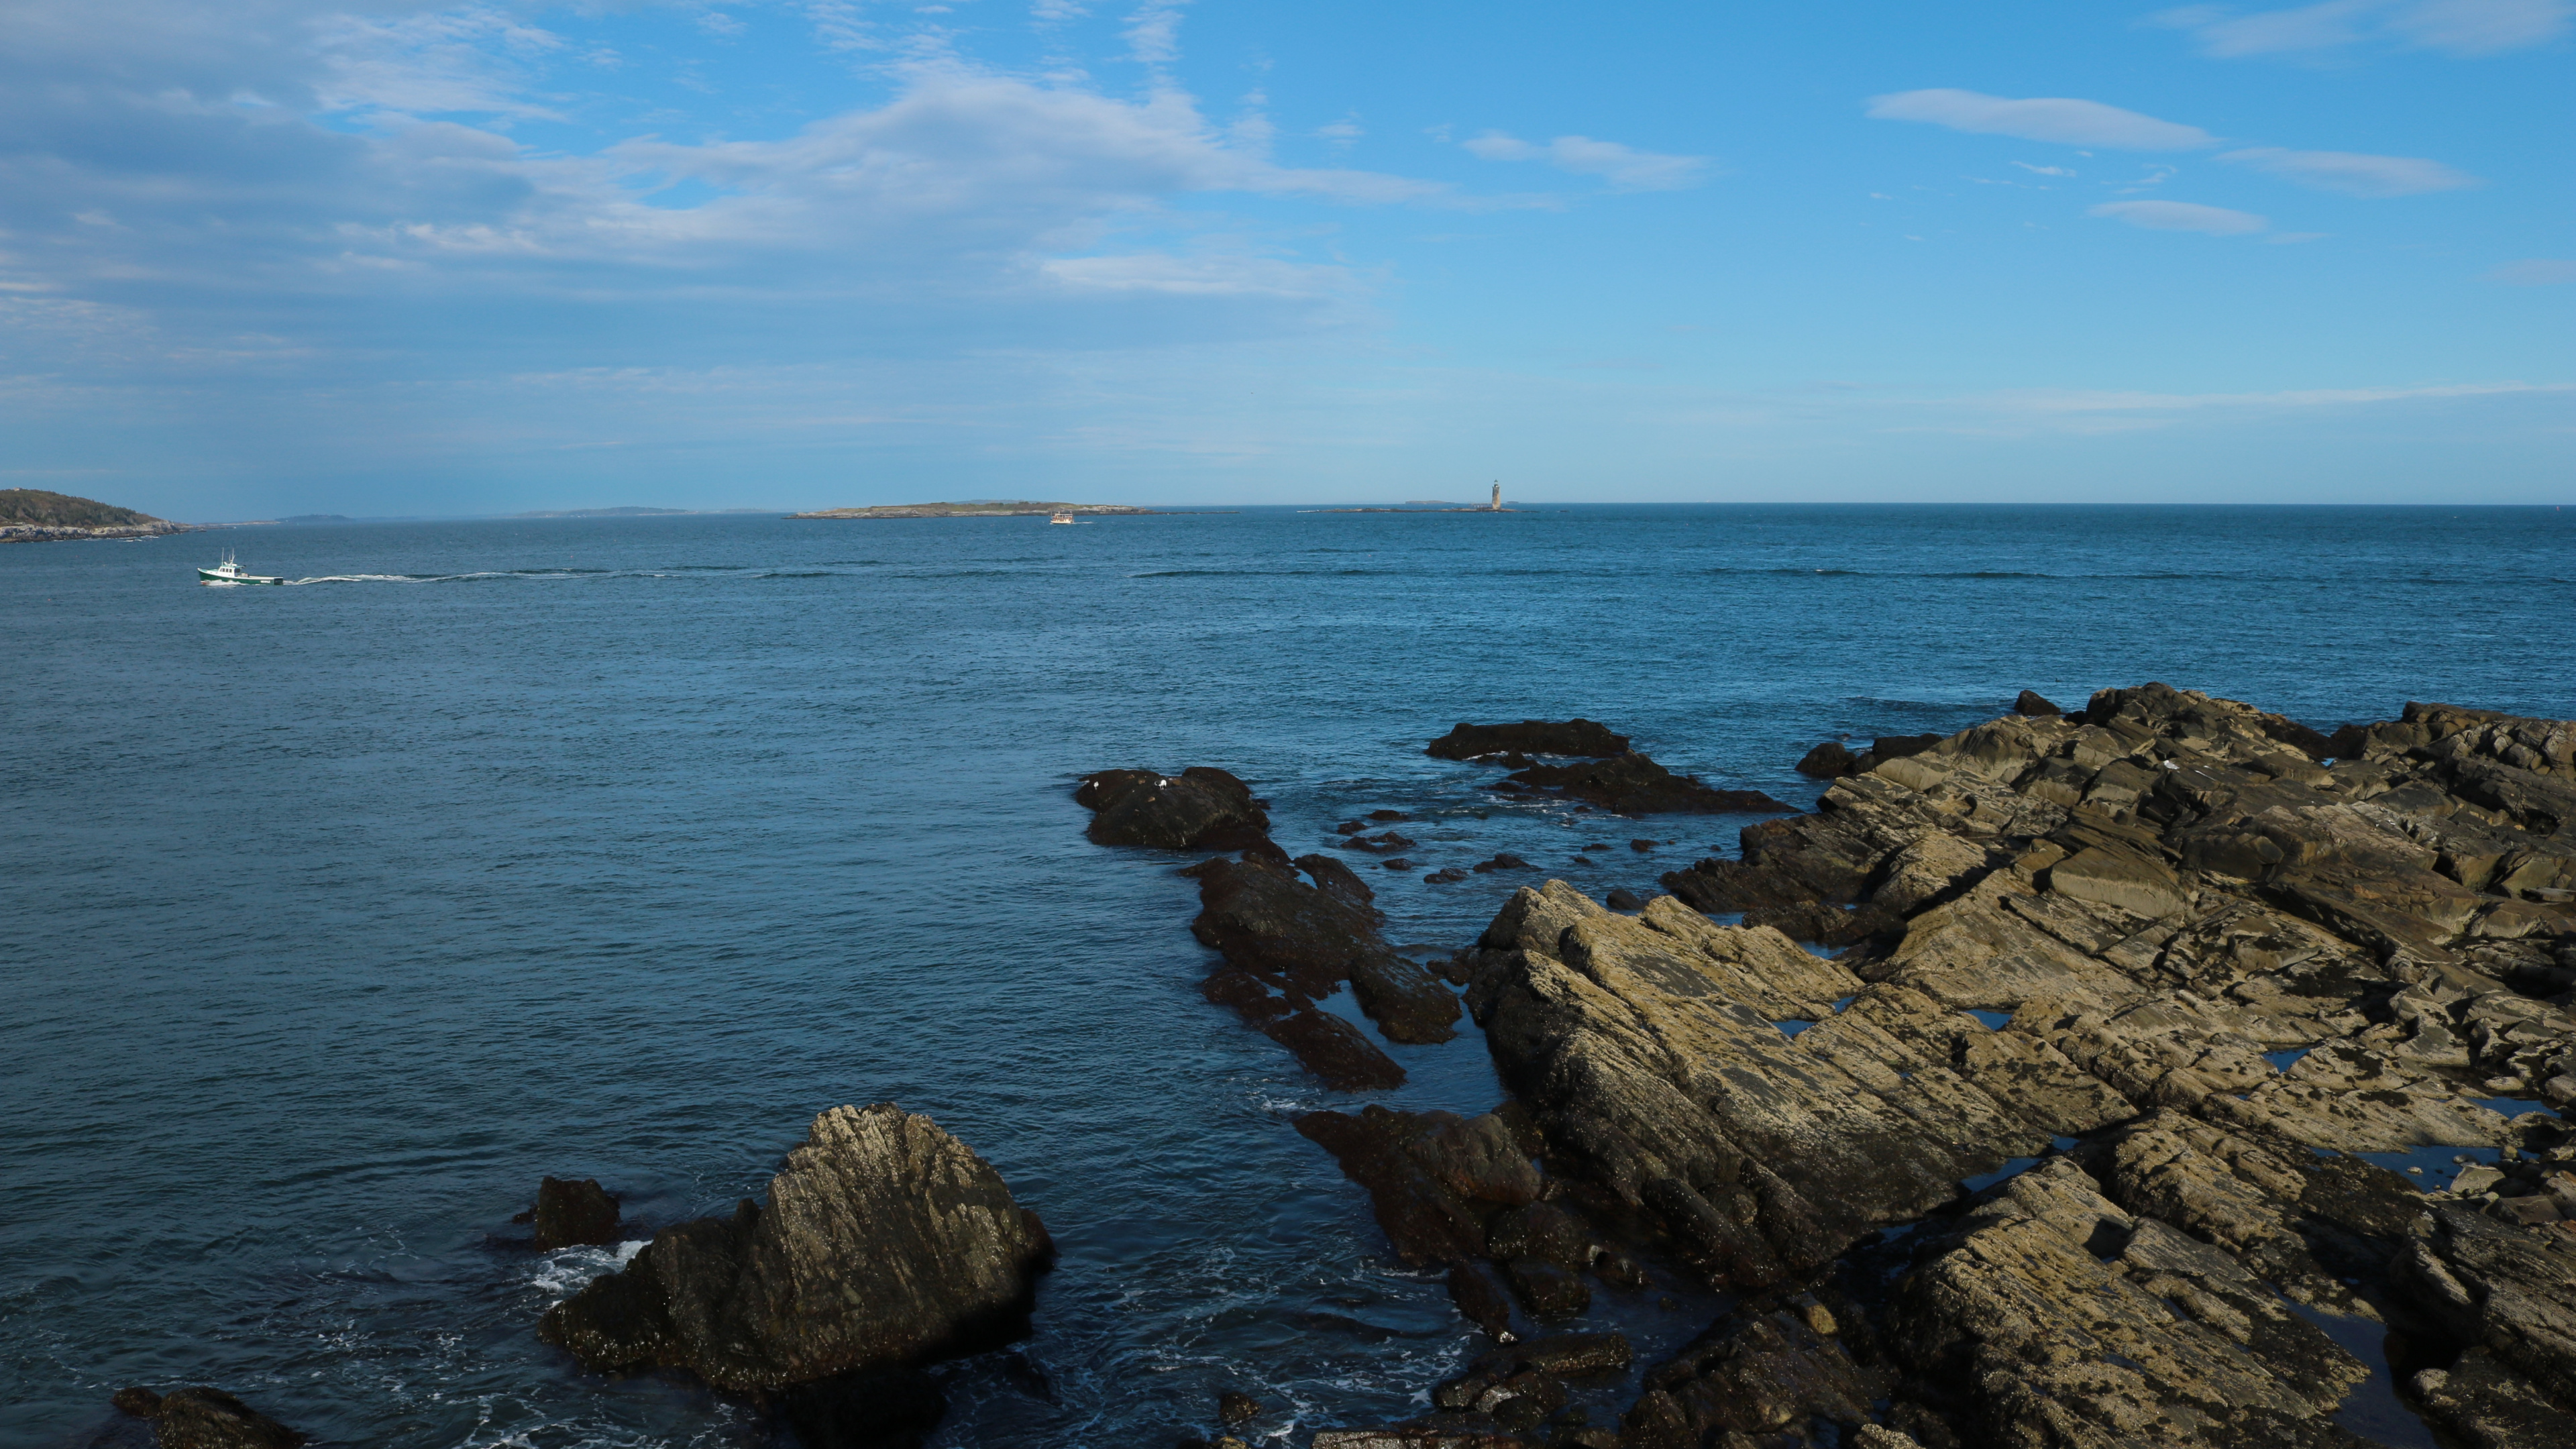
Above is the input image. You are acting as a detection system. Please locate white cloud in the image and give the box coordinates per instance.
[2487,258,2576,284]
[1866,90,2217,150]
[2012,161,2076,176]
[2155,0,2573,58]
[1460,131,1708,190]
[2218,146,2478,195]
[2088,199,2271,234]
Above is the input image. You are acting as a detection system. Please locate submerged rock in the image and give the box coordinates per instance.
[1428,720,1631,761]
[1295,853,1378,910]
[1191,854,1456,1055]
[111,1387,303,1449]
[1075,767,1272,851]
[538,1104,1051,1393]
[530,1175,621,1250]
[1500,752,1792,816]
[1254,1006,1406,1091]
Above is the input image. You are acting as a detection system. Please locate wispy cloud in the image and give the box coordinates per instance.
[2487,258,2576,284]
[1461,131,1709,190]
[1890,378,2576,435]
[1866,89,2217,149]
[2218,146,2479,195]
[1124,0,1189,68]
[2153,0,2574,58]
[2088,199,2270,234]
[313,7,569,119]
[2001,379,2573,413]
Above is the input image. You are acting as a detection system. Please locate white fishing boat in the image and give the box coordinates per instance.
[1048,511,1076,525]
[198,550,284,586]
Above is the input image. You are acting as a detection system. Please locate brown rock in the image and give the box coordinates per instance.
[537,1104,1051,1392]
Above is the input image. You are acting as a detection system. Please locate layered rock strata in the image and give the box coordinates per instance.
[1358,685,2576,1446]
[539,1104,1051,1394]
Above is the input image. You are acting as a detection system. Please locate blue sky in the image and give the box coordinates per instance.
[2,0,2568,515]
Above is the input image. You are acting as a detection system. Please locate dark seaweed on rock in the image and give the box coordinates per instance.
[538,1104,1051,1395]
[1499,752,1792,816]
[529,1175,621,1250]
[112,1387,303,1449]
[1192,854,1458,1055]
[1428,720,1630,761]
[1074,766,1271,851]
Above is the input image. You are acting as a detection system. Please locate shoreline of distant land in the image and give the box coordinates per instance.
[790,500,1167,519]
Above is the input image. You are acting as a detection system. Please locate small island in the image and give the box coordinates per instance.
[789,500,1163,519]
[0,488,194,543]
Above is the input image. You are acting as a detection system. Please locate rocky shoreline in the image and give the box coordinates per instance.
[1,519,195,543]
[102,684,2576,1449]
[1085,685,2576,1449]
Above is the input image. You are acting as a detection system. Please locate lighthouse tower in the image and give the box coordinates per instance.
[1490,481,1502,511]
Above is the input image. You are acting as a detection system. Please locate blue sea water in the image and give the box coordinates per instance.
[3,504,2571,1449]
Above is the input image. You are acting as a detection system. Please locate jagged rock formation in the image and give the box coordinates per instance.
[111,1387,303,1449]
[1075,767,1273,851]
[538,1104,1051,1394]
[527,1175,621,1249]
[1428,720,1632,761]
[1400,685,2576,1447]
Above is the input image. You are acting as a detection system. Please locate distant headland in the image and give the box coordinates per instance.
[0,489,194,543]
[513,506,782,519]
[790,500,1165,519]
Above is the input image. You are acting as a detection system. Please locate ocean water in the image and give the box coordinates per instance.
[4,504,2570,1449]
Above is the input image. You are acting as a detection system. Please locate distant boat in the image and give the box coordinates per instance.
[1048,511,1076,525]
[199,550,284,586]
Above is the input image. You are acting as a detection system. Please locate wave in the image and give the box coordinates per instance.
[282,570,607,584]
